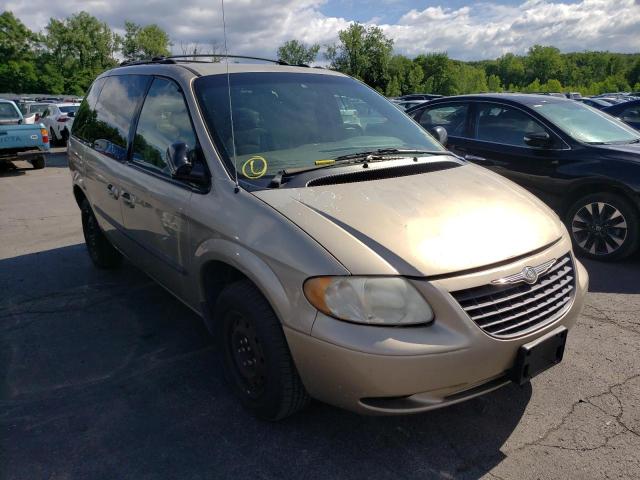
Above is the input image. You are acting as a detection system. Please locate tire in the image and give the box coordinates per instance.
[81,199,122,269]
[61,129,69,146]
[49,128,58,147]
[31,155,45,170]
[215,280,309,420]
[565,192,639,261]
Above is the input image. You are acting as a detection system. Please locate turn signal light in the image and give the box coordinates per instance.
[41,128,49,144]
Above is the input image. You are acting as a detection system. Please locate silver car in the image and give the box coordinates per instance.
[68,58,588,419]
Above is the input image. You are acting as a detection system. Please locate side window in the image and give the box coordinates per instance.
[132,78,198,175]
[42,108,50,118]
[416,104,468,136]
[90,75,150,161]
[72,77,106,142]
[475,103,547,147]
[620,104,640,123]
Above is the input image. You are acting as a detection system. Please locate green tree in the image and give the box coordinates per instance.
[542,79,563,93]
[45,12,119,94]
[414,52,457,95]
[494,53,525,87]
[326,23,394,91]
[121,21,171,62]
[0,11,40,93]
[385,76,402,96]
[277,39,320,65]
[526,45,564,83]
[487,74,502,92]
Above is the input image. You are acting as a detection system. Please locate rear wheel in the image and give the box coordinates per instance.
[49,128,59,147]
[31,155,45,169]
[566,192,639,261]
[215,280,309,420]
[81,199,122,269]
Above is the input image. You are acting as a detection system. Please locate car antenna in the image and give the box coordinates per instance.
[221,0,240,193]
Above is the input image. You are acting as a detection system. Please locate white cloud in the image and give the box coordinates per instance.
[5,0,640,60]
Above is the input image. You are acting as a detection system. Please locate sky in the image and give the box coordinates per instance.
[6,0,640,61]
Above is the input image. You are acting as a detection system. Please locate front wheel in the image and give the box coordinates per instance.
[566,192,639,261]
[215,280,309,420]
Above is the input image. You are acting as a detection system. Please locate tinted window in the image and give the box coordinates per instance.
[620,104,640,123]
[475,104,546,147]
[72,78,106,141]
[132,78,198,175]
[59,105,79,114]
[417,104,468,136]
[91,75,150,160]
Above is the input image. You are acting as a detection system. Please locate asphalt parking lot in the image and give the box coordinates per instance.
[1,150,639,480]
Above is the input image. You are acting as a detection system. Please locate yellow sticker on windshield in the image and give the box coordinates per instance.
[241,156,268,179]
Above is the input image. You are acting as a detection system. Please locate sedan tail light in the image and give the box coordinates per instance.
[57,116,69,123]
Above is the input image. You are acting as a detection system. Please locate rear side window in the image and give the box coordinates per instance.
[417,104,468,136]
[92,75,150,161]
[72,78,106,141]
[620,104,640,123]
[74,75,149,161]
[132,78,198,174]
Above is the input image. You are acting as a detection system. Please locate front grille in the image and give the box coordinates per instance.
[451,253,575,338]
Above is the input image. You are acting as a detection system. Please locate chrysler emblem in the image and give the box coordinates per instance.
[492,259,557,285]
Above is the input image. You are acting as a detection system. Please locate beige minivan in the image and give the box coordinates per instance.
[68,57,588,420]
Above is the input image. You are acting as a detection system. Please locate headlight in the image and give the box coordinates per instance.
[303,276,433,326]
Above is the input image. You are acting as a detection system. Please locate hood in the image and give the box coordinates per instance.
[254,162,565,277]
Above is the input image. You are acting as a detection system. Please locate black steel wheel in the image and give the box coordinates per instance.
[566,193,639,261]
[216,280,309,420]
[81,199,122,269]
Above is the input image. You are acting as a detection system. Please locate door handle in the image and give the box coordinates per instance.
[464,154,488,162]
[121,191,135,208]
[107,184,119,199]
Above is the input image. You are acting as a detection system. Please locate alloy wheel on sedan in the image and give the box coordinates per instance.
[567,192,639,261]
[571,202,627,256]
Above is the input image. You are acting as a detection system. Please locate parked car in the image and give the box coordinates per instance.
[603,99,640,131]
[0,99,49,169]
[407,93,640,260]
[19,102,50,121]
[577,97,613,110]
[392,99,427,111]
[69,60,587,420]
[399,93,443,101]
[40,102,80,146]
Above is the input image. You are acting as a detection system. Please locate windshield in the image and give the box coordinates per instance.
[194,72,444,183]
[531,100,640,144]
[59,105,79,114]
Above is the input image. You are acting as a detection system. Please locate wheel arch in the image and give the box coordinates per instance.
[562,180,640,218]
[195,239,311,335]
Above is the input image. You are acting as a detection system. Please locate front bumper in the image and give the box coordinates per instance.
[285,237,588,414]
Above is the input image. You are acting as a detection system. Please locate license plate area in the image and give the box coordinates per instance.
[510,327,567,385]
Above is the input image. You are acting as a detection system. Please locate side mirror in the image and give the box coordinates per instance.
[430,126,448,145]
[524,132,552,148]
[168,142,209,186]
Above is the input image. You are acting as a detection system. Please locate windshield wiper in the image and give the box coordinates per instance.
[268,149,451,188]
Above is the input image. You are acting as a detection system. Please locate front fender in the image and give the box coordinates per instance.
[193,238,328,335]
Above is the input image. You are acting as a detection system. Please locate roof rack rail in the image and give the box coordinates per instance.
[120,54,292,67]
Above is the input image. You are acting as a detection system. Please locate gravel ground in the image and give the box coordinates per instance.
[1,151,639,480]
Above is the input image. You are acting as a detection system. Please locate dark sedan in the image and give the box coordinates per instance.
[603,99,640,131]
[407,94,640,260]
[577,97,613,110]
